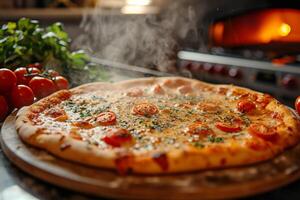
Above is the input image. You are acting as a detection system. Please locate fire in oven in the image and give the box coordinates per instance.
[178,1,300,107]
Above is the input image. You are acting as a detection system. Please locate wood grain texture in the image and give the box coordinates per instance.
[1,111,300,200]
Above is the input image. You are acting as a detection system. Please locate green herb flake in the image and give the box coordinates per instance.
[192,142,205,148]
[208,135,224,143]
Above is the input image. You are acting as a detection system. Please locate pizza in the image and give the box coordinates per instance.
[15,77,300,174]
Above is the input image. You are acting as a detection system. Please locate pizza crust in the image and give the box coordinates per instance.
[15,77,300,174]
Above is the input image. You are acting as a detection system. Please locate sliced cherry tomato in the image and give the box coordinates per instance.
[295,96,300,116]
[237,100,256,113]
[14,67,40,85]
[197,102,221,113]
[271,112,283,120]
[132,103,158,116]
[239,93,258,101]
[53,76,69,90]
[126,88,143,97]
[153,84,164,94]
[27,63,42,69]
[215,122,242,133]
[102,128,132,147]
[248,124,278,141]
[29,77,57,99]
[72,121,94,129]
[0,68,17,94]
[97,111,116,126]
[11,85,34,109]
[45,107,66,118]
[256,94,272,108]
[152,152,169,171]
[186,122,213,135]
[115,155,132,175]
[0,96,9,121]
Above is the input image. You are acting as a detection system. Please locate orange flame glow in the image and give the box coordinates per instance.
[211,9,300,47]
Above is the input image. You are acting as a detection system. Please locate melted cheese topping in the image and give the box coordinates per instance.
[37,84,282,155]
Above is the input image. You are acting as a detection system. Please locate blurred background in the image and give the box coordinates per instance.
[0,0,299,106]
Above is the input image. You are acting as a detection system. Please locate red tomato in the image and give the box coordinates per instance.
[27,63,42,69]
[115,155,132,175]
[152,153,169,171]
[132,103,158,116]
[14,67,40,85]
[295,96,300,116]
[97,111,116,126]
[197,102,220,112]
[237,100,256,113]
[102,128,132,147]
[215,122,242,133]
[72,121,94,129]
[27,67,41,75]
[256,94,272,108]
[14,67,28,85]
[45,107,66,118]
[53,76,69,90]
[11,85,34,109]
[248,124,278,141]
[0,95,9,121]
[47,69,60,77]
[29,77,57,99]
[186,122,213,135]
[1,90,14,112]
[0,68,17,94]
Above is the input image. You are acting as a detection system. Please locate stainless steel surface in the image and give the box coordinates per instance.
[178,51,300,74]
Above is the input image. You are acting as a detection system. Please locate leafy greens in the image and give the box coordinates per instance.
[0,18,107,84]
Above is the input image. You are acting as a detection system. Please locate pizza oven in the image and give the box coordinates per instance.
[177,0,300,107]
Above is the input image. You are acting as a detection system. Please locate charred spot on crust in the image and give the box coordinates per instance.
[69,130,82,140]
[115,155,133,175]
[60,143,71,151]
[59,135,65,142]
[85,141,93,150]
[152,152,169,171]
[220,158,227,166]
[246,140,268,151]
[217,87,228,95]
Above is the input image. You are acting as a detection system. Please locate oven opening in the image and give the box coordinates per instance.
[178,5,300,107]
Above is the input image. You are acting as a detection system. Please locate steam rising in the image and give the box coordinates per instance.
[73,1,201,72]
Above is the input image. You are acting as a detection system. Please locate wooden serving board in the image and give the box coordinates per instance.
[1,112,300,200]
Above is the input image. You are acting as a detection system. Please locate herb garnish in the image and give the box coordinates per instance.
[208,135,224,143]
[192,142,205,148]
